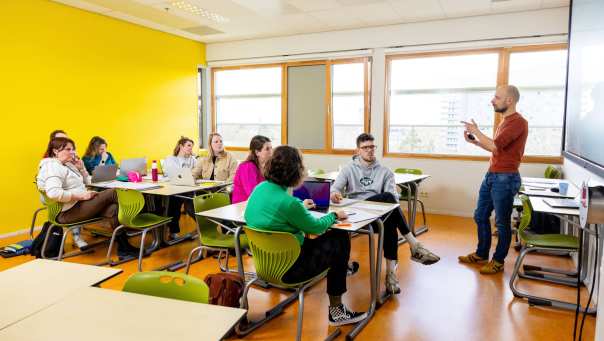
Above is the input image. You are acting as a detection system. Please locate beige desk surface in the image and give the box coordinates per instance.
[312,171,430,185]
[529,196,580,217]
[196,200,399,232]
[0,287,246,341]
[92,180,230,196]
[0,259,121,330]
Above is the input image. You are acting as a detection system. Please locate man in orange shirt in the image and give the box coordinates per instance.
[458,85,528,274]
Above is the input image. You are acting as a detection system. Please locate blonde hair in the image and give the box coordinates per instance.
[173,136,194,156]
[208,132,225,158]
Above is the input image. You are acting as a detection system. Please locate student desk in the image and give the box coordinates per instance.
[197,200,400,340]
[0,286,246,341]
[520,177,579,199]
[312,171,431,237]
[0,259,121,330]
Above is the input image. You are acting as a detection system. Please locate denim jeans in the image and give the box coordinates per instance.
[474,172,521,263]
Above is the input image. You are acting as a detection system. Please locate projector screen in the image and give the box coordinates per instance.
[563,0,604,177]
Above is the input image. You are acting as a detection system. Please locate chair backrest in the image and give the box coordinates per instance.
[310,169,325,175]
[243,226,301,286]
[544,165,562,179]
[116,188,145,226]
[39,191,62,225]
[193,193,231,242]
[122,271,209,304]
[518,195,532,241]
[394,168,423,175]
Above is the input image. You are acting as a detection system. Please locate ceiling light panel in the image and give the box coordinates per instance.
[170,0,230,22]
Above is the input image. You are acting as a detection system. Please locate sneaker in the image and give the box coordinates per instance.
[328,304,367,326]
[347,261,360,277]
[385,266,401,294]
[458,252,488,264]
[169,233,180,240]
[411,243,440,265]
[73,235,89,249]
[479,260,504,275]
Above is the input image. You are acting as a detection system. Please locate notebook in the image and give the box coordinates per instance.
[293,180,331,213]
[543,198,580,209]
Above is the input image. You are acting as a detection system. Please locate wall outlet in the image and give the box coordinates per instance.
[418,191,429,198]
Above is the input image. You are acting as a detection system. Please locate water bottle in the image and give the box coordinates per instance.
[151,160,158,182]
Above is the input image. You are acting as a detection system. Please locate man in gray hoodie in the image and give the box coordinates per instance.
[331,133,440,294]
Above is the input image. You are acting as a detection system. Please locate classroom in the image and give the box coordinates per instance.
[1,0,603,340]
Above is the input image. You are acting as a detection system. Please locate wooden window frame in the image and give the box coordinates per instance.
[383,44,567,164]
[211,57,371,154]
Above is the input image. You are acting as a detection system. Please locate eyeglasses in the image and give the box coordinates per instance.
[359,145,377,151]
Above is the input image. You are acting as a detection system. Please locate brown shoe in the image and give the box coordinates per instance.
[458,252,488,264]
[479,260,504,274]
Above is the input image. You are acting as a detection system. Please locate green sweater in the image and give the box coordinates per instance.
[244,181,337,244]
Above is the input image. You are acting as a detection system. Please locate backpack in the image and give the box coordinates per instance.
[30,222,64,258]
[203,272,245,307]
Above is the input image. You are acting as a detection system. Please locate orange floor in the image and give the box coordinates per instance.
[0,213,596,341]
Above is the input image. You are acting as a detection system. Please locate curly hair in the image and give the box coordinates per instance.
[264,145,305,188]
[45,137,76,158]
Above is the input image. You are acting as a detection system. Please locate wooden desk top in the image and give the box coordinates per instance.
[0,287,246,341]
[0,260,121,330]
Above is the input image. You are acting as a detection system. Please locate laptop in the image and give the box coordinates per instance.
[168,168,198,186]
[543,198,580,209]
[91,164,118,183]
[119,158,147,177]
[293,180,331,213]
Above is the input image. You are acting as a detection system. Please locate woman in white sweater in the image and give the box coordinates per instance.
[36,137,138,257]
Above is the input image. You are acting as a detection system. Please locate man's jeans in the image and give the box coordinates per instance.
[474,172,521,263]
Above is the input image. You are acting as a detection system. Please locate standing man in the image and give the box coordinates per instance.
[458,85,528,274]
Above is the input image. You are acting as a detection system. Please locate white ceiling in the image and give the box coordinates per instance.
[52,0,569,43]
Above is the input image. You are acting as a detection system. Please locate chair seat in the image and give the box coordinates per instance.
[52,216,104,228]
[201,231,249,249]
[126,213,171,229]
[521,233,579,249]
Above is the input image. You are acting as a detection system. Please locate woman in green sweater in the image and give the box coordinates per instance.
[244,145,366,326]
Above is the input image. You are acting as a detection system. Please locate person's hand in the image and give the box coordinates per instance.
[334,210,348,220]
[330,192,343,203]
[72,157,85,172]
[464,131,478,144]
[461,119,479,135]
[303,199,316,209]
[75,191,97,201]
[101,152,109,162]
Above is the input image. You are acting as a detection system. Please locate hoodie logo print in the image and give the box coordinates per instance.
[360,177,373,187]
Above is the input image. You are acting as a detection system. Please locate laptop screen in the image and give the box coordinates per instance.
[293,181,331,208]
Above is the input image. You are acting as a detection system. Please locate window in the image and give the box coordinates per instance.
[508,49,567,157]
[387,52,498,156]
[213,66,282,147]
[332,62,367,149]
[385,44,567,161]
[212,58,370,152]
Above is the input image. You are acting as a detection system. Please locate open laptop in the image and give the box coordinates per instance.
[168,168,199,186]
[91,164,118,183]
[119,158,147,177]
[293,180,331,213]
[543,198,580,209]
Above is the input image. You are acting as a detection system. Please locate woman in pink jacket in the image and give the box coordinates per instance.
[231,135,272,203]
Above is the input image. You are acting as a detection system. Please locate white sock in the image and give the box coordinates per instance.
[72,227,82,240]
[386,259,398,274]
[403,232,419,250]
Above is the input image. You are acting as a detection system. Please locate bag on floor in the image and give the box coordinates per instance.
[0,239,33,258]
[30,222,64,258]
[529,211,561,234]
[203,272,245,307]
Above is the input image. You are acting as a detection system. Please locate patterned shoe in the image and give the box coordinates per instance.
[458,252,488,264]
[479,260,504,275]
[328,304,367,326]
[411,243,440,265]
[385,267,401,294]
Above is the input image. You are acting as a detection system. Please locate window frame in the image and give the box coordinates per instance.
[383,44,567,164]
[211,57,371,154]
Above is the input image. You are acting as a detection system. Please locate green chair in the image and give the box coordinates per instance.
[104,189,172,271]
[544,165,562,179]
[236,226,339,341]
[394,168,427,228]
[39,192,104,260]
[509,195,583,312]
[184,193,249,274]
[122,271,209,304]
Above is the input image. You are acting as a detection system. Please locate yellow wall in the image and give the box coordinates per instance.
[0,0,205,234]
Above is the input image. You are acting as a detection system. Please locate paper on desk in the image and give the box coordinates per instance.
[349,202,393,214]
[330,198,359,207]
[341,209,380,223]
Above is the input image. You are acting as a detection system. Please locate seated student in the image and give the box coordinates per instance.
[36,137,139,257]
[164,136,197,239]
[330,133,441,294]
[82,136,116,174]
[245,145,366,326]
[231,135,272,203]
[192,133,237,181]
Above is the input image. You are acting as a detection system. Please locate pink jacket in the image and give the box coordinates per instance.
[231,161,265,203]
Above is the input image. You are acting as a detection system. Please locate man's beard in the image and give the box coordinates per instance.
[361,154,376,163]
[493,104,508,113]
